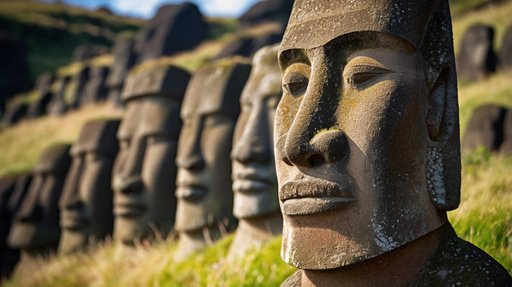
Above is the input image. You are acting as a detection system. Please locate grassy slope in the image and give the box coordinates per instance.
[2,1,512,286]
[0,0,142,82]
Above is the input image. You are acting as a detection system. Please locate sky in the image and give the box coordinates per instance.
[58,0,261,18]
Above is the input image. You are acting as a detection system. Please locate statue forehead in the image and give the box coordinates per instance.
[280,0,438,52]
[72,120,120,156]
[181,58,252,118]
[241,45,281,104]
[35,144,71,174]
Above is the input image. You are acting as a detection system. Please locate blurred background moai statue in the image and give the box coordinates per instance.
[58,119,120,255]
[174,57,252,261]
[276,0,512,286]
[457,23,497,81]
[0,173,31,279]
[228,45,283,260]
[7,144,71,260]
[107,36,138,108]
[112,64,190,244]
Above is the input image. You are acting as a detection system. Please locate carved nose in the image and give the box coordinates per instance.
[114,176,143,194]
[176,154,205,171]
[283,129,347,168]
[231,135,269,164]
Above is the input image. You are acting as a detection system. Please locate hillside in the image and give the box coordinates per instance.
[1,0,512,286]
[0,0,143,83]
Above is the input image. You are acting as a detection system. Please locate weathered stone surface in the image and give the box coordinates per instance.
[277,0,510,285]
[107,38,137,87]
[59,120,119,255]
[112,64,190,244]
[71,45,109,62]
[462,105,506,153]
[1,102,28,126]
[0,31,31,115]
[46,77,71,116]
[228,45,282,259]
[239,0,293,26]
[70,66,91,109]
[499,107,512,155]
[499,25,512,71]
[174,57,251,260]
[457,24,497,81]
[123,65,190,100]
[7,144,71,258]
[135,3,208,62]
[81,66,110,105]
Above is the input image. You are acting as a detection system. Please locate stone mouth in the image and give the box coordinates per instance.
[232,165,275,193]
[175,185,207,201]
[60,210,89,230]
[280,178,355,216]
[114,193,146,218]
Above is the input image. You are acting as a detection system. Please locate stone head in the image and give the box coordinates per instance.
[58,119,120,254]
[7,144,71,254]
[174,58,252,234]
[231,45,282,220]
[112,65,190,243]
[276,0,460,269]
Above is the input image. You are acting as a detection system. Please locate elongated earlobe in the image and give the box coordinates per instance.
[426,67,449,143]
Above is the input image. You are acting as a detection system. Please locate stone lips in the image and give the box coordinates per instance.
[71,119,121,156]
[280,0,438,52]
[181,57,252,118]
[122,65,191,101]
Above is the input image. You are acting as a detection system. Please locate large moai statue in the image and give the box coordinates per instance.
[135,3,208,63]
[0,173,32,279]
[58,120,120,255]
[28,73,55,118]
[47,76,71,116]
[174,57,252,261]
[457,24,497,81]
[276,1,512,286]
[228,45,283,259]
[81,66,110,105]
[499,25,512,71]
[107,37,137,108]
[7,144,71,259]
[112,64,190,244]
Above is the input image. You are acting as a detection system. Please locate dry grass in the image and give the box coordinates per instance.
[0,103,121,177]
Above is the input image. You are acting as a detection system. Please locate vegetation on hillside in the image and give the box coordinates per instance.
[0,0,143,82]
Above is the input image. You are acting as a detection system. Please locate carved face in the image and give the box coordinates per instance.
[231,46,282,219]
[174,61,251,232]
[7,145,70,252]
[59,121,118,254]
[113,97,181,243]
[276,33,448,269]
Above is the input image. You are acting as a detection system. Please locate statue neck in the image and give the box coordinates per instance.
[300,224,453,287]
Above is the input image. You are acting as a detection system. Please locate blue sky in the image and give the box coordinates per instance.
[59,0,261,18]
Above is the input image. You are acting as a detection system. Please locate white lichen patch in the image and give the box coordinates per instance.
[426,147,447,207]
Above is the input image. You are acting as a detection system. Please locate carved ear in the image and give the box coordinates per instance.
[426,67,449,143]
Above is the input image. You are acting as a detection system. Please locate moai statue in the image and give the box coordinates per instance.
[47,76,71,116]
[107,37,137,108]
[0,173,32,279]
[276,1,512,286]
[227,45,283,260]
[112,64,190,244]
[135,2,208,63]
[461,105,507,153]
[174,57,252,261]
[58,120,120,255]
[457,24,497,81]
[499,25,512,71]
[500,108,512,155]
[28,73,55,118]
[81,66,110,105]
[1,102,28,126]
[70,66,91,109]
[7,144,71,259]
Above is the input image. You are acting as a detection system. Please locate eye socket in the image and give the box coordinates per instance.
[283,73,308,96]
[346,66,391,88]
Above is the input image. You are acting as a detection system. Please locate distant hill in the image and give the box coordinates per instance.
[0,0,144,83]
